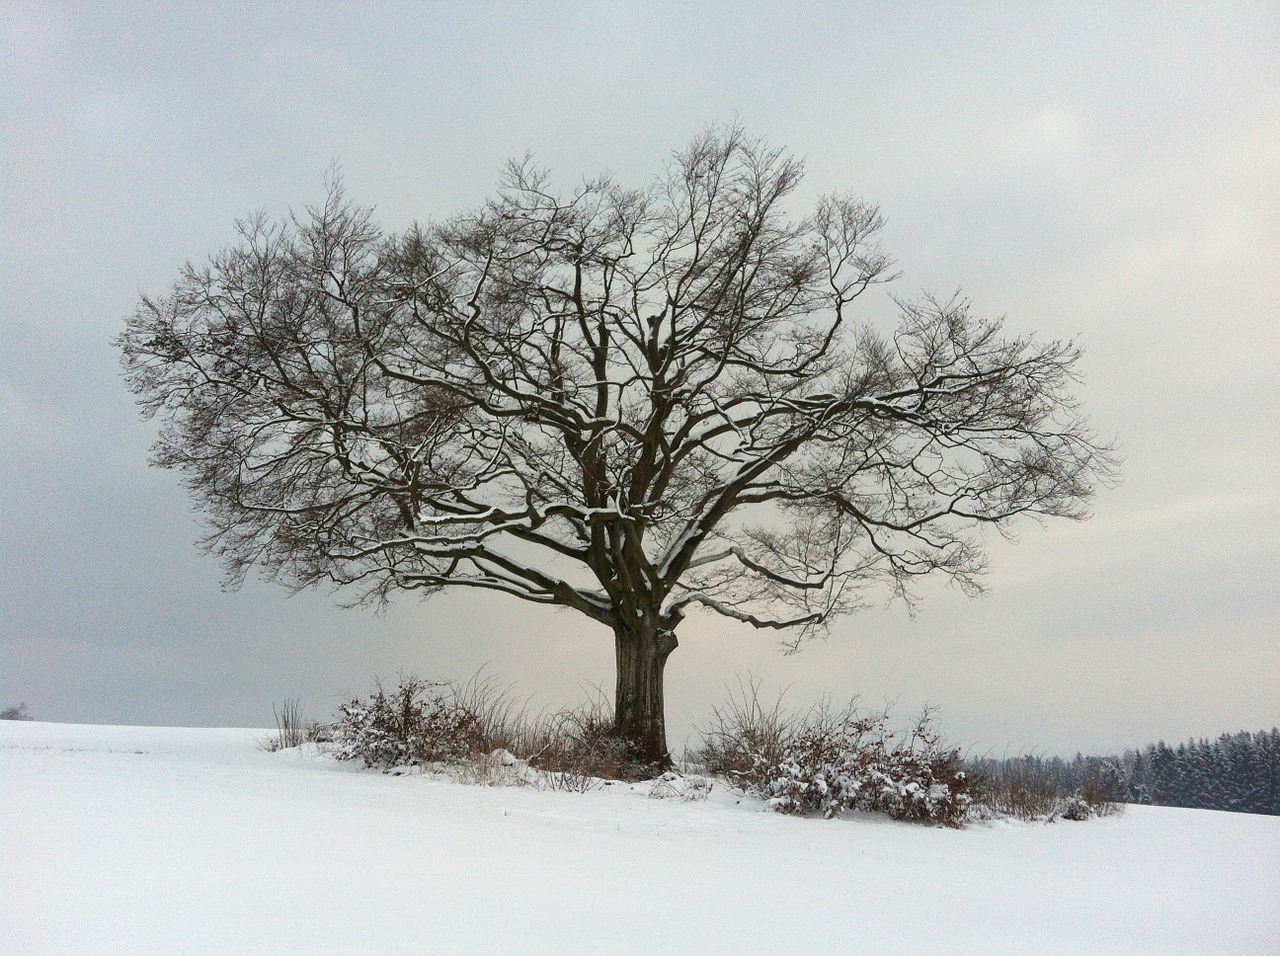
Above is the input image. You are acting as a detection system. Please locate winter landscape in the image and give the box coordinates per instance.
[4,718,1278,955]
[4,5,1278,955]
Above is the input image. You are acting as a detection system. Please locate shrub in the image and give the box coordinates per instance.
[698,678,793,784]
[648,771,713,801]
[700,684,970,826]
[332,675,483,769]
[964,764,1062,820]
[523,688,652,786]
[1,703,33,721]
[330,673,663,785]
[965,756,1122,822]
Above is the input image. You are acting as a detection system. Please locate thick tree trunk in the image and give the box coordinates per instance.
[612,622,678,771]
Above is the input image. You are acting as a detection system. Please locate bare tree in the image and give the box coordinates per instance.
[119,127,1115,768]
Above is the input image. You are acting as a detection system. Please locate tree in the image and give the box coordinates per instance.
[119,127,1115,768]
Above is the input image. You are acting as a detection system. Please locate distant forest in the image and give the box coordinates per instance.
[968,729,1280,816]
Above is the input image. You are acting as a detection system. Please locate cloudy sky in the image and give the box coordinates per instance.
[2,1,1276,756]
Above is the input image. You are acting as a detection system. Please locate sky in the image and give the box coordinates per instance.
[2,1,1277,757]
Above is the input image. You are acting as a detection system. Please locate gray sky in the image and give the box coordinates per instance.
[2,1,1277,756]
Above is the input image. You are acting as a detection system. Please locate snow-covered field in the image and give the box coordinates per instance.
[3,721,1276,955]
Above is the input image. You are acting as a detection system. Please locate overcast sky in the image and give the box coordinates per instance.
[2,1,1276,756]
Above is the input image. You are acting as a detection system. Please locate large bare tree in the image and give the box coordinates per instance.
[120,128,1114,767]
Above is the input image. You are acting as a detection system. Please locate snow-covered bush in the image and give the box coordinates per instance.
[767,710,969,825]
[1056,794,1095,821]
[648,771,713,801]
[701,687,970,826]
[332,675,482,770]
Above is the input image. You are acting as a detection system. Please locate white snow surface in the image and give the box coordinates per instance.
[3,721,1277,955]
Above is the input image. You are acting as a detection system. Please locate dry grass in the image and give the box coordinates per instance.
[451,670,533,755]
[260,698,317,752]
[452,748,529,787]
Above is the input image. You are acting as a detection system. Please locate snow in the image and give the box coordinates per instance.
[3,721,1278,955]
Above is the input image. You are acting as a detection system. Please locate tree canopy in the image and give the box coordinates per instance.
[120,127,1115,766]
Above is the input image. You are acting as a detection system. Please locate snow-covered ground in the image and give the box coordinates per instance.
[3,721,1277,955]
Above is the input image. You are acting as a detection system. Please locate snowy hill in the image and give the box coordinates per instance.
[3,720,1277,955]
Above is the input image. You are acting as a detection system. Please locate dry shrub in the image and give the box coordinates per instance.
[317,671,1122,822]
[1078,770,1124,817]
[333,675,483,769]
[522,688,655,787]
[699,678,793,784]
[700,681,971,826]
[330,674,656,786]
[967,757,1121,821]
[967,766,1061,820]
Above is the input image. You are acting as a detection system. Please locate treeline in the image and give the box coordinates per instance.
[967,728,1280,816]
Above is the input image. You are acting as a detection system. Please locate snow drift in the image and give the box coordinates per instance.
[3,720,1277,955]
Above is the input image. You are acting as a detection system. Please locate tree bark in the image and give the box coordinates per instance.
[612,621,678,770]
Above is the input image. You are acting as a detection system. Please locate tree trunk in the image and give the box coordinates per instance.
[613,621,678,771]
